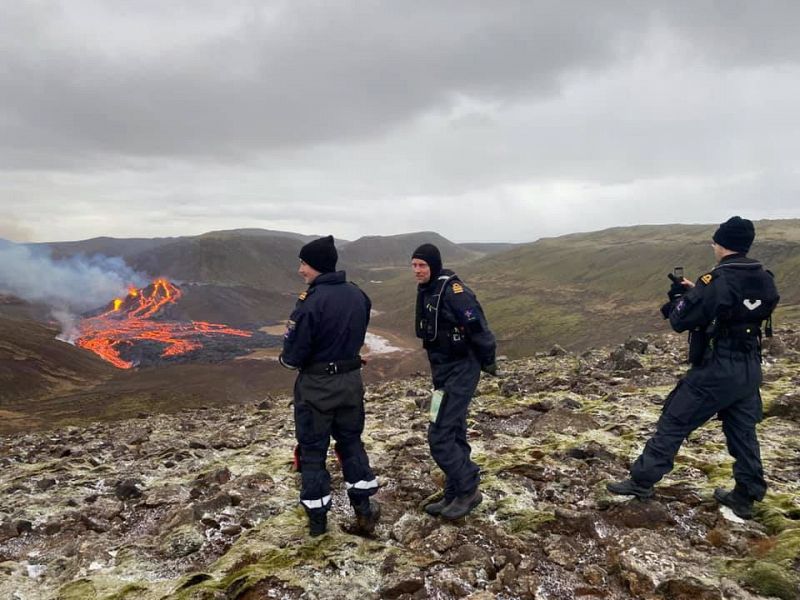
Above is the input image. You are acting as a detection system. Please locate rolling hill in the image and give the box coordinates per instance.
[127,235,303,291]
[339,231,480,268]
[365,220,800,356]
[4,220,798,434]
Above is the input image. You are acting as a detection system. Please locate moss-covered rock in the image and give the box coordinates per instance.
[3,326,799,599]
[741,561,798,600]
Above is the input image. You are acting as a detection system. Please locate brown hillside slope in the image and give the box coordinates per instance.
[128,235,304,291]
[0,316,115,407]
[366,220,800,356]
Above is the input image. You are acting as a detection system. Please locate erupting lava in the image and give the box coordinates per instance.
[77,278,253,369]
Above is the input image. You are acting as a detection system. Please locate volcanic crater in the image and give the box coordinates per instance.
[75,279,280,369]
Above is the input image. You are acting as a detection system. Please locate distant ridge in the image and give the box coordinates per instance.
[459,242,520,255]
[127,235,303,290]
[366,219,800,356]
[37,236,178,260]
[36,228,333,261]
[198,228,339,244]
[339,231,479,268]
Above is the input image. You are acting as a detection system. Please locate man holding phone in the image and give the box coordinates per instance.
[607,217,780,519]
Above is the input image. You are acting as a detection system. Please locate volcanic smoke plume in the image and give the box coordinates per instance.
[77,278,272,368]
[0,242,145,311]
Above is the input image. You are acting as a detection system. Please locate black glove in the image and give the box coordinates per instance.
[481,362,498,376]
[667,282,685,302]
[666,273,685,302]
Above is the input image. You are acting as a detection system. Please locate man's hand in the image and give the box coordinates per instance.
[666,273,692,301]
[481,362,498,376]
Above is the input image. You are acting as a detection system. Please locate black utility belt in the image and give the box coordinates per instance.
[716,326,761,339]
[301,357,362,375]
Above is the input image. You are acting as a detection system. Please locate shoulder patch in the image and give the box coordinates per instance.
[700,273,713,285]
[298,291,308,301]
[452,282,464,294]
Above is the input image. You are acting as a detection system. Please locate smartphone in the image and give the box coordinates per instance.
[673,266,684,279]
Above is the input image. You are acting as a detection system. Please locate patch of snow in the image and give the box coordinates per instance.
[25,563,46,579]
[364,332,404,355]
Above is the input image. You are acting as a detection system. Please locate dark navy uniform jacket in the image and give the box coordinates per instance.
[630,254,778,497]
[415,269,496,366]
[280,271,371,369]
[667,254,779,340]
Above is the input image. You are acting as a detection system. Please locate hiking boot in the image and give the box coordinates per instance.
[424,496,454,516]
[441,489,482,520]
[606,478,654,500]
[714,487,754,520]
[308,511,327,537]
[353,499,381,535]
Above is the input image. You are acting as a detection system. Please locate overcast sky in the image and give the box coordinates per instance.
[1,1,799,244]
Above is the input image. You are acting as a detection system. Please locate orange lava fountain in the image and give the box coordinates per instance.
[76,278,252,369]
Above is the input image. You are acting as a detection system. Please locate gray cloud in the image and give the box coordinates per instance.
[1,1,800,243]
[9,1,800,163]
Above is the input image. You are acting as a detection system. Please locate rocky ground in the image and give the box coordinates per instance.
[1,328,799,600]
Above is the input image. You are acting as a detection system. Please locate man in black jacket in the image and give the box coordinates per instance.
[608,217,780,519]
[412,243,497,520]
[280,235,379,536]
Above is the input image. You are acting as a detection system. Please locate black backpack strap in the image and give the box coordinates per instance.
[427,274,456,342]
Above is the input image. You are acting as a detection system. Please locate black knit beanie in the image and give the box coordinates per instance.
[411,243,442,278]
[299,235,338,273]
[713,216,755,254]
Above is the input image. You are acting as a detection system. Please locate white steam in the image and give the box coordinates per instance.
[0,241,147,339]
[52,309,80,344]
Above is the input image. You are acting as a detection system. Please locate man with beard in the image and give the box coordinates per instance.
[411,243,497,520]
[280,235,379,536]
[607,217,780,519]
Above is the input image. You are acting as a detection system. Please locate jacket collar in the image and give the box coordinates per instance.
[714,254,761,270]
[418,269,455,292]
[311,271,346,287]
[719,253,747,264]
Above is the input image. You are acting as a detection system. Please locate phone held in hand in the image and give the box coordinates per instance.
[673,266,684,280]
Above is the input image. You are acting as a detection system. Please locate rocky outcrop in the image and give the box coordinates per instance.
[1,330,798,599]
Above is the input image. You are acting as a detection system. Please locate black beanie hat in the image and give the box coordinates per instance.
[712,216,755,254]
[299,235,338,273]
[411,243,442,278]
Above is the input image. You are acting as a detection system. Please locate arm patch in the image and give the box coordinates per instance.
[284,319,297,339]
[700,273,713,285]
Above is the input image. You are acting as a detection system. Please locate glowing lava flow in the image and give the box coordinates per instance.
[76,278,252,369]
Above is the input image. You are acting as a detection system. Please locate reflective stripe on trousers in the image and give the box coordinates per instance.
[300,495,332,510]
[345,478,379,491]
